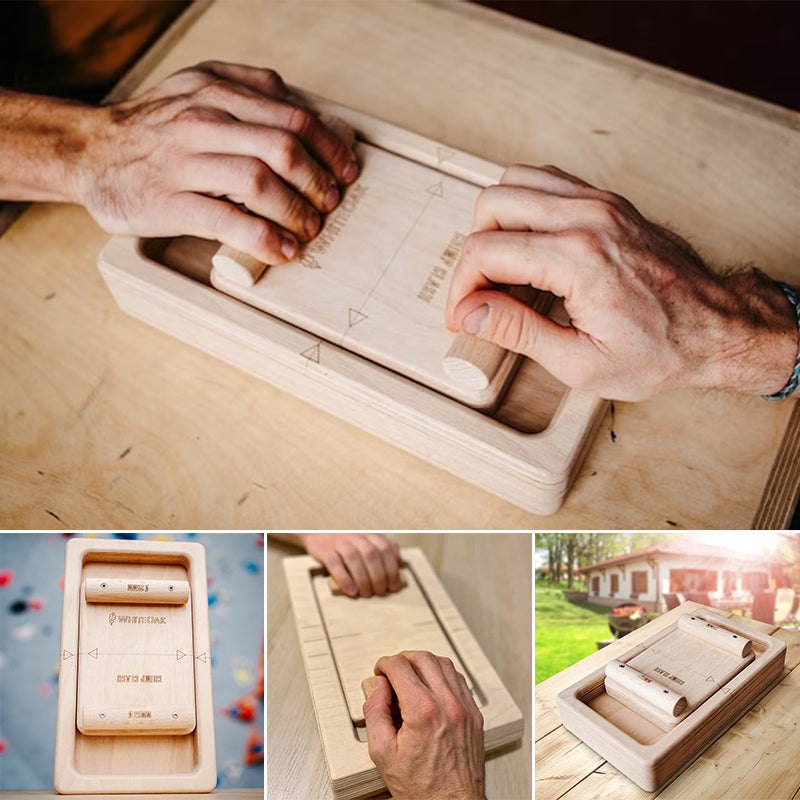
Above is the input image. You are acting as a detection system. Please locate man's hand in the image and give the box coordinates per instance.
[0,62,359,264]
[293,532,402,598]
[446,165,798,401]
[364,651,486,800]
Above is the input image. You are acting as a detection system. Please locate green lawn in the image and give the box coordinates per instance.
[535,580,614,683]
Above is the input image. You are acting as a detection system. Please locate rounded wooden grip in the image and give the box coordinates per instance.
[84,578,189,605]
[442,331,507,390]
[211,244,268,287]
[678,614,753,657]
[605,659,688,717]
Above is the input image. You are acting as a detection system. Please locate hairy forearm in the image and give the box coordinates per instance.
[0,88,100,204]
[693,268,798,396]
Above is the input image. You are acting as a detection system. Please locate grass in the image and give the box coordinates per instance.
[535,580,614,683]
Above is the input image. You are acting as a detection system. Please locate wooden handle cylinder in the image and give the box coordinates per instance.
[678,614,753,657]
[78,704,196,735]
[84,578,189,605]
[442,332,507,390]
[605,659,688,718]
[361,675,380,700]
[211,244,268,287]
[328,573,407,596]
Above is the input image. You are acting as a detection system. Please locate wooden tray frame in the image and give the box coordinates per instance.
[96,92,607,516]
[283,547,524,799]
[556,608,786,792]
[55,538,216,794]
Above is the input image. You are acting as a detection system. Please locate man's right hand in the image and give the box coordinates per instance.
[363,651,486,800]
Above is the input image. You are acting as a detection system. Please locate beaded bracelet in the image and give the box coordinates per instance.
[762,280,800,401]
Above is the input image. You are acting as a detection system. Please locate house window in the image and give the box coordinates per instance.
[631,571,648,596]
[743,571,769,592]
[670,569,717,593]
[610,574,619,597]
[592,576,600,596]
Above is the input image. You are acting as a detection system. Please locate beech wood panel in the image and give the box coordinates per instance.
[55,539,215,794]
[268,533,532,800]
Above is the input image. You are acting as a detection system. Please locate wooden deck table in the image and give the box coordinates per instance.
[266,532,532,800]
[2,0,800,529]
[535,601,800,800]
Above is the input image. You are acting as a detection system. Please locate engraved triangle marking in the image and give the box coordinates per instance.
[426,181,445,198]
[89,648,98,659]
[436,147,455,163]
[301,344,320,363]
[348,309,368,328]
[196,652,208,663]
[62,649,73,660]
[177,649,187,661]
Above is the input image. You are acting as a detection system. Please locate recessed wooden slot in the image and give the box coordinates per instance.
[557,609,786,791]
[312,565,476,726]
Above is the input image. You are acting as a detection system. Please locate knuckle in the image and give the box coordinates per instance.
[272,130,304,171]
[442,694,467,725]
[285,105,315,138]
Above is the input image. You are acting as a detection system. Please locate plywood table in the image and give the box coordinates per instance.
[2,0,799,529]
[266,533,532,800]
[2,793,261,800]
[536,602,800,799]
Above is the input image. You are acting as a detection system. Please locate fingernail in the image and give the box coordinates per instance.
[281,234,297,260]
[463,304,490,334]
[323,185,339,212]
[305,210,321,238]
[342,160,359,183]
[344,582,357,596]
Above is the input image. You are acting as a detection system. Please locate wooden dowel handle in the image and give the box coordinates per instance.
[328,573,407,596]
[605,659,687,718]
[361,675,380,700]
[84,578,189,605]
[678,614,753,658]
[211,244,268,287]
[442,332,507,390]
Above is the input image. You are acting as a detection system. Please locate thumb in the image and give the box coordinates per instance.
[363,675,398,765]
[452,289,579,370]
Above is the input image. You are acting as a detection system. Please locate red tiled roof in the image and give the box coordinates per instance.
[578,538,788,573]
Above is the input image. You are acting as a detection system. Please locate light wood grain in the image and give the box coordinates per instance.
[543,604,796,797]
[3,0,800,528]
[55,539,215,793]
[269,535,530,800]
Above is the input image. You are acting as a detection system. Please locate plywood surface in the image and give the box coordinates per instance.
[2,0,800,528]
[538,603,800,799]
[267,533,532,800]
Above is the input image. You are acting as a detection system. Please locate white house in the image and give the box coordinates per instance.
[578,539,788,612]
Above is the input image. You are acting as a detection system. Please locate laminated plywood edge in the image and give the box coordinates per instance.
[282,548,525,799]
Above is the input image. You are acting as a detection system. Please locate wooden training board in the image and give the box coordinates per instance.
[556,609,786,792]
[96,90,608,515]
[211,141,521,409]
[312,567,473,724]
[284,547,524,799]
[55,539,216,794]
